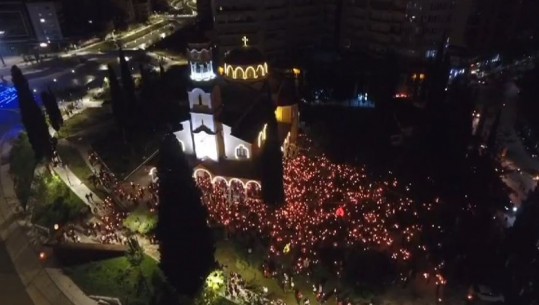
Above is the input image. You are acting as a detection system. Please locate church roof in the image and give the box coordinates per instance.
[276,78,299,106]
[223,47,265,66]
[192,124,215,135]
[218,82,274,143]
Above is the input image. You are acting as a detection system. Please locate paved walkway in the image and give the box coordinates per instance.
[50,102,161,261]
[0,129,98,305]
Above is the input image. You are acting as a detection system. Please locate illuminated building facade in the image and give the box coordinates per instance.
[211,0,331,61]
[339,0,453,58]
[25,1,64,43]
[175,37,299,185]
[0,1,35,44]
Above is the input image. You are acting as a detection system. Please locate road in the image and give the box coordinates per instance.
[74,16,193,53]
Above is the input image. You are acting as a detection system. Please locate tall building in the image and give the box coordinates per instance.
[450,0,539,56]
[340,0,453,58]
[25,1,63,43]
[0,1,35,43]
[111,0,136,24]
[196,0,213,28]
[211,0,331,62]
[133,0,151,22]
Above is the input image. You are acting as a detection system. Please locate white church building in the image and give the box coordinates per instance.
[174,37,299,186]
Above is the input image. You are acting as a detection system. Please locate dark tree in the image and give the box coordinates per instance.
[504,189,539,304]
[486,109,501,156]
[107,64,126,127]
[118,47,138,122]
[139,65,159,131]
[425,36,450,107]
[518,65,539,132]
[156,134,215,297]
[159,63,165,79]
[11,65,53,161]
[259,111,285,207]
[118,48,133,93]
[40,89,64,132]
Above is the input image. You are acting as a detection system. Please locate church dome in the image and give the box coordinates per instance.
[222,37,269,81]
[224,47,264,66]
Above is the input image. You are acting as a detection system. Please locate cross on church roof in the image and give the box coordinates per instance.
[242,35,249,47]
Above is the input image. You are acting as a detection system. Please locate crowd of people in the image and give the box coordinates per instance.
[197,145,432,275]
[55,150,160,246]
[53,134,449,304]
[224,271,286,305]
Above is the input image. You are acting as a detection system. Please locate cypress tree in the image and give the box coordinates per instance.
[11,65,53,161]
[159,63,165,78]
[118,47,137,124]
[107,64,126,128]
[486,109,501,156]
[259,110,285,207]
[40,89,63,132]
[156,134,215,297]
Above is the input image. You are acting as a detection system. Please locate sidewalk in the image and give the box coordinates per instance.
[51,102,161,261]
[0,130,98,305]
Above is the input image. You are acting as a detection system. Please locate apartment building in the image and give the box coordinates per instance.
[211,0,331,61]
[451,0,538,56]
[340,0,453,58]
[25,1,63,42]
[0,1,35,43]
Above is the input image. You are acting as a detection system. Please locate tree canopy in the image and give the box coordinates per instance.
[259,110,285,207]
[156,133,215,297]
[12,65,53,161]
[41,88,64,132]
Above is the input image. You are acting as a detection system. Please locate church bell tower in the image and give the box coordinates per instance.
[186,42,220,161]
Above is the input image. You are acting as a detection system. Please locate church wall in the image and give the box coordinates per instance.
[174,120,194,155]
[222,125,252,160]
[194,131,219,161]
[191,113,217,132]
[275,106,293,124]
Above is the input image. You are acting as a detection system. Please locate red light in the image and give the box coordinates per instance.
[336,207,345,218]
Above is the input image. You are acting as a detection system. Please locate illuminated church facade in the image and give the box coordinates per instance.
[174,37,299,186]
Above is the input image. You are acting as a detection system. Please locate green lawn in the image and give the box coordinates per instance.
[124,207,157,235]
[56,142,108,199]
[31,171,89,228]
[58,107,111,139]
[65,255,162,305]
[9,133,36,209]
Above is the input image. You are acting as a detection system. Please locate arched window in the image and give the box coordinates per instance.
[246,67,256,79]
[235,145,249,159]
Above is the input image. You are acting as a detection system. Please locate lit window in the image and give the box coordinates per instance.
[235,145,249,159]
[40,18,46,23]
[425,49,437,58]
